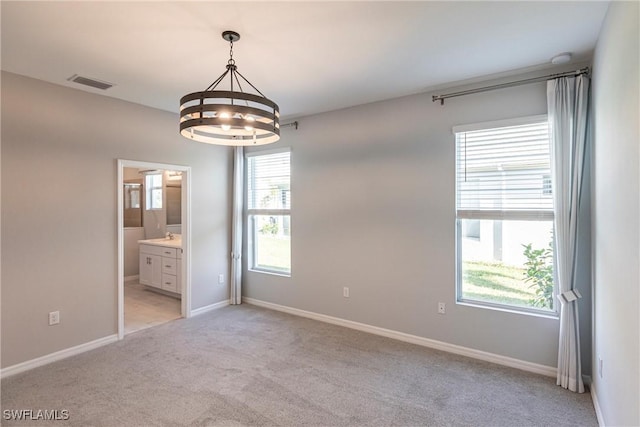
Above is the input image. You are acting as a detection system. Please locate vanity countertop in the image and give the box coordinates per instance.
[138,237,182,249]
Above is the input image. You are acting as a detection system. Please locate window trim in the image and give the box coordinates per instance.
[245,146,291,158]
[245,148,292,276]
[455,218,558,318]
[247,214,291,276]
[452,114,548,134]
[454,115,558,317]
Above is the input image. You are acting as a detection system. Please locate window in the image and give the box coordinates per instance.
[455,116,556,314]
[145,173,163,210]
[247,150,291,275]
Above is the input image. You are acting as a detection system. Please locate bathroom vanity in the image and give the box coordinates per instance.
[138,237,182,297]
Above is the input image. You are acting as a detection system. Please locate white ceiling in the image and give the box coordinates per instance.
[1,1,609,119]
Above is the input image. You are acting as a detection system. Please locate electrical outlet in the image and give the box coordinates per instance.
[598,357,603,378]
[438,302,446,315]
[49,311,60,325]
[218,274,224,284]
[343,287,350,298]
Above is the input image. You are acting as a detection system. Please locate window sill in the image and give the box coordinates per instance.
[456,300,559,319]
[248,268,291,278]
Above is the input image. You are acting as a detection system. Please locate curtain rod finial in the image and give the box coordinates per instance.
[432,95,444,105]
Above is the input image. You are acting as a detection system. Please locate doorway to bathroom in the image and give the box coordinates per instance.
[117,160,191,339]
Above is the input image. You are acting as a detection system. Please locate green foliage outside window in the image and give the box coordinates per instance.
[260,221,279,235]
[522,238,554,309]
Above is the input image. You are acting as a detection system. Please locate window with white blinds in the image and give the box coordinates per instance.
[454,116,556,315]
[246,150,291,275]
[455,118,553,220]
[247,151,291,213]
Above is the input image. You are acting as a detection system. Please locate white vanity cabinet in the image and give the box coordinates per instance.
[176,248,182,293]
[139,241,182,296]
[139,245,162,288]
[159,247,178,293]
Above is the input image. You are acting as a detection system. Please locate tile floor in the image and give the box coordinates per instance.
[124,280,181,334]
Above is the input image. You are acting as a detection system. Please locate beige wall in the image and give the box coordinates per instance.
[243,63,593,368]
[123,227,145,278]
[123,168,139,181]
[592,1,640,425]
[1,72,232,368]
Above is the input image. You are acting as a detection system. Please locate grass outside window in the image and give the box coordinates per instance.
[462,261,532,308]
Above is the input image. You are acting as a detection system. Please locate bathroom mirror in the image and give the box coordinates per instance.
[123,168,182,234]
[166,173,182,226]
[123,181,143,227]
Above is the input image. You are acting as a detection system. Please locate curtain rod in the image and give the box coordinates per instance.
[432,67,590,105]
[281,121,299,130]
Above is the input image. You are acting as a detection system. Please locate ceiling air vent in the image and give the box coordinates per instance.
[67,74,114,90]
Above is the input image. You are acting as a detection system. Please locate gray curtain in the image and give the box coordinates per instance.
[547,74,590,393]
[230,146,244,305]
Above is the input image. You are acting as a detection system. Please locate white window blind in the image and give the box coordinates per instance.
[456,120,552,220]
[247,151,291,214]
[246,150,291,275]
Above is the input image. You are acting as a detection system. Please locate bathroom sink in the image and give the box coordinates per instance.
[138,236,182,248]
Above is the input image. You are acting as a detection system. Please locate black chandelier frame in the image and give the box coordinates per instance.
[179,31,280,146]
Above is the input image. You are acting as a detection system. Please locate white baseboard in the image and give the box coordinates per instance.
[124,275,139,282]
[190,299,230,317]
[1,334,118,379]
[243,297,557,378]
[590,383,605,426]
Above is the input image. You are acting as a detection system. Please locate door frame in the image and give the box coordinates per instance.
[117,159,192,339]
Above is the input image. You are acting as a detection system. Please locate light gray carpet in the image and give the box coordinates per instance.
[1,305,597,426]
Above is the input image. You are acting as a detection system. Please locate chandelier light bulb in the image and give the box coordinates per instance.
[244,116,255,132]
[219,112,231,131]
